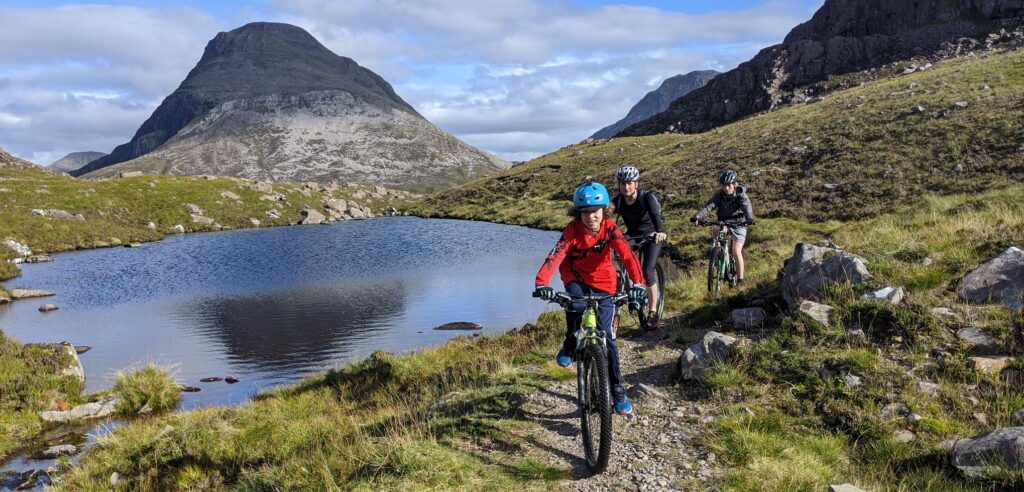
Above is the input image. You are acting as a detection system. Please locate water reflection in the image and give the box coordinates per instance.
[179,282,407,372]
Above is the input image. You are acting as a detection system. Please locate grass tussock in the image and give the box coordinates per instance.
[113,364,182,416]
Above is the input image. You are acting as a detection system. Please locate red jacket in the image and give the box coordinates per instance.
[535,219,645,293]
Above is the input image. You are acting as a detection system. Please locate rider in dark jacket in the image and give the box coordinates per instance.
[612,165,666,327]
[691,169,754,284]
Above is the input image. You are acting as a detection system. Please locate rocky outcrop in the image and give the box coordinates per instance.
[619,0,1024,136]
[11,289,56,299]
[48,151,106,173]
[951,427,1024,478]
[38,397,118,423]
[957,246,1024,309]
[590,70,719,139]
[75,22,507,191]
[779,243,871,306]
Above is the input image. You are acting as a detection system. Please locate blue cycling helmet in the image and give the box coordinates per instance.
[573,180,610,210]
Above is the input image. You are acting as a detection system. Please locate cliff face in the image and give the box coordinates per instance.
[619,0,1024,136]
[590,70,719,140]
[74,22,507,189]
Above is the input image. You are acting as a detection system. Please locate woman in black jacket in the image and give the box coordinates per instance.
[690,169,754,284]
[613,165,667,327]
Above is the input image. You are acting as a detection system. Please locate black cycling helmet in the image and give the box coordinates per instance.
[718,169,739,185]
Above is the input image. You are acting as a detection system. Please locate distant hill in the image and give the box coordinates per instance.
[590,70,719,140]
[74,22,507,191]
[620,0,1024,136]
[49,151,106,173]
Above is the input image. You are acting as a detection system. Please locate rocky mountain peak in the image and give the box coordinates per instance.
[590,70,719,140]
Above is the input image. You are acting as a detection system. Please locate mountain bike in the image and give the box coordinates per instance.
[533,290,629,473]
[614,233,666,330]
[697,220,745,296]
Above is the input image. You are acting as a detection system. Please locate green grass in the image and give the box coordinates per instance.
[0,332,86,459]
[113,364,182,416]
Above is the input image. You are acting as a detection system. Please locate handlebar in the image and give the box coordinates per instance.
[532,291,629,306]
[695,219,752,228]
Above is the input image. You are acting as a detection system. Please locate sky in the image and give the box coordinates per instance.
[0,0,823,164]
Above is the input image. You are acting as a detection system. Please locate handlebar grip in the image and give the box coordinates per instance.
[531,291,541,298]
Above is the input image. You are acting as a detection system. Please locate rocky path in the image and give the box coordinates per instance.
[521,324,720,491]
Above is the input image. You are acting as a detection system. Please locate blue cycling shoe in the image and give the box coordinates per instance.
[614,395,633,415]
[555,347,573,368]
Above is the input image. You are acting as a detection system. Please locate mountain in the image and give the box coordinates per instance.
[0,147,40,170]
[49,151,106,173]
[590,70,719,140]
[619,0,1024,136]
[73,22,507,191]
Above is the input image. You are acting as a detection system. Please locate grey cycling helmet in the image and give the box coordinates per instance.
[616,165,640,182]
[718,169,739,185]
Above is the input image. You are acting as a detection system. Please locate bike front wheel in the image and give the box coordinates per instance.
[578,344,612,473]
[708,246,723,297]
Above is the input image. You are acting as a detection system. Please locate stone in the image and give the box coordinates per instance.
[974,412,989,426]
[185,203,204,215]
[434,322,483,331]
[630,383,668,401]
[844,373,863,387]
[846,329,867,344]
[373,185,387,195]
[911,105,926,114]
[916,381,940,396]
[75,345,91,355]
[4,238,32,257]
[180,386,201,392]
[38,303,58,312]
[300,208,326,225]
[172,224,185,233]
[680,331,747,380]
[220,190,241,200]
[730,307,766,328]
[951,427,1024,478]
[125,242,142,248]
[979,84,991,91]
[38,397,118,423]
[119,171,143,178]
[829,484,867,492]
[779,243,871,306]
[956,327,1002,354]
[10,289,55,299]
[200,377,223,383]
[348,207,368,220]
[907,413,923,423]
[953,101,969,108]
[147,221,157,230]
[861,286,905,304]
[969,356,1014,375]
[110,472,123,486]
[33,444,77,459]
[191,214,214,226]
[325,198,349,214]
[931,307,958,320]
[894,430,916,443]
[1012,409,1024,426]
[249,218,261,227]
[957,246,1024,309]
[225,376,240,384]
[798,300,834,326]
[880,402,910,420]
[25,254,53,263]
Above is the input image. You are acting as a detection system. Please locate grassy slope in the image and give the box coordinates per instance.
[0,166,410,281]
[413,48,1024,228]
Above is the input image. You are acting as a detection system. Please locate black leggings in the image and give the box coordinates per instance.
[638,241,662,285]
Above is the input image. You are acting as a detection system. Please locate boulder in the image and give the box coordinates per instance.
[172,224,185,234]
[798,300,834,326]
[679,331,746,380]
[184,203,204,215]
[300,209,326,225]
[730,308,765,328]
[956,327,1002,354]
[325,198,349,215]
[957,246,1024,309]
[951,427,1024,478]
[4,238,32,257]
[249,218,261,227]
[38,397,118,423]
[348,207,368,220]
[10,289,55,299]
[779,243,871,306]
[147,221,157,230]
[861,286,905,305]
[23,342,84,382]
[969,356,1014,375]
[25,254,53,263]
[38,303,58,312]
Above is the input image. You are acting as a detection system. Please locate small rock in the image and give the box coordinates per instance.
[680,331,747,380]
[147,221,157,230]
[861,286,905,304]
[956,327,1002,354]
[300,209,326,225]
[75,345,91,354]
[124,242,142,248]
[979,84,991,91]
[907,413,923,423]
[844,373,863,388]
[110,472,123,486]
[38,397,118,423]
[953,101,969,109]
[894,430,916,443]
[249,218,261,227]
[969,356,1014,375]
[172,224,185,234]
[823,183,839,190]
[191,214,214,226]
[33,444,77,459]
[730,308,766,328]
[880,403,910,420]
[916,381,940,396]
[434,322,483,331]
[829,484,867,492]
[180,386,201,392]
[973,412,988,426]
[911,105,926,114]
[119,171,143,178]
[200,377,223,383]
[798,300,834,326]
[185,203,203,215]
[931,307,958,320]
[846,329,868,344]
[220,191,241,201]
[24,254,53,263]
[38,303,58,312]
[919,257,934,266]
[630,383,668,401]
[1013,409,1024,426]
[957,246,1024,309]
[225,376,239,384]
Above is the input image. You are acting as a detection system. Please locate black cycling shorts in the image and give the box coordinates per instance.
[638,241,662,285]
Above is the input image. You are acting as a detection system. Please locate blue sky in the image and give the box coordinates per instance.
[0,0,823,163]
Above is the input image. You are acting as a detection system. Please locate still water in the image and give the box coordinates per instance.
[0,217,560,409]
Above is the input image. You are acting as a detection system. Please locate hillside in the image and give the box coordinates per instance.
[590,70,719,140]
[48,152,106,173]
[72,22,507,191]
[414,47,1024,231]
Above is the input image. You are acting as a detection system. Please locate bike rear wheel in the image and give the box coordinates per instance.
[708,246,723,296]
[578,344,612,473]
[652,262,666,319]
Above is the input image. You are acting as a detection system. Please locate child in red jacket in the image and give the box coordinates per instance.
[534,180,647,415]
